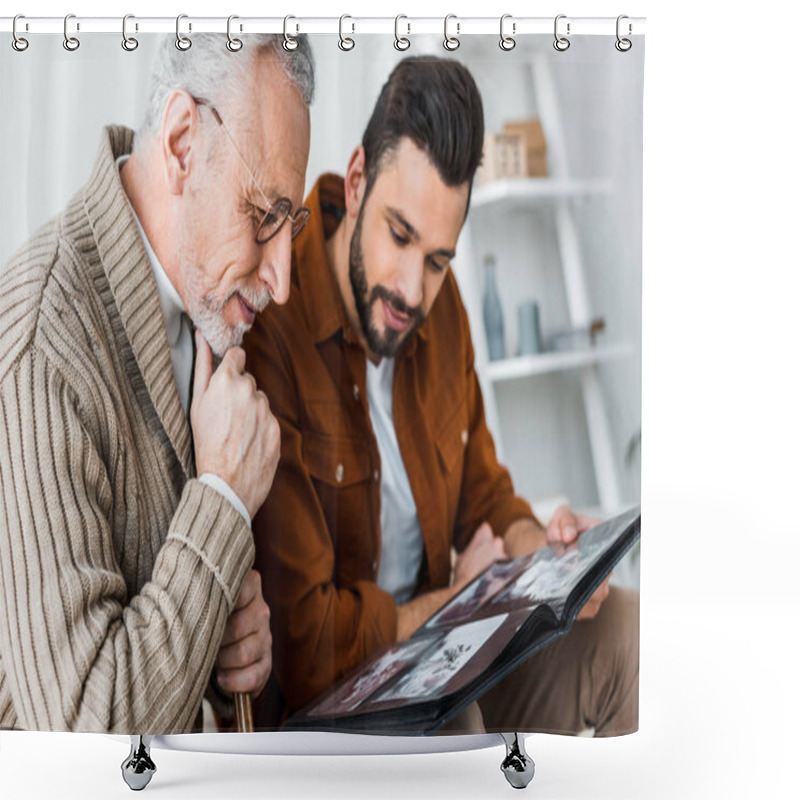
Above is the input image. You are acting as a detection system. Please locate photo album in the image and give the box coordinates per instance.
[290,507,640,733]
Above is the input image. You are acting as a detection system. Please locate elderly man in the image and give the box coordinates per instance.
[0,34,314,733]
[245,56,638,735]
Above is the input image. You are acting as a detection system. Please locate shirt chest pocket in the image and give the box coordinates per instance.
[303,430,372,487]
[435,396,469,475]
[302,430,376,582]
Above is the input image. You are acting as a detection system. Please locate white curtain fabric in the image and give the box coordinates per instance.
[1,31,643,535]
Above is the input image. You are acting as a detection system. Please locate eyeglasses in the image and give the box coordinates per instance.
[193,96,310,244]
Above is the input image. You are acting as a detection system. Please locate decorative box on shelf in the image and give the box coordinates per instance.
[478,118,548,185]
[479,132,527,184]
[504,118,548,178]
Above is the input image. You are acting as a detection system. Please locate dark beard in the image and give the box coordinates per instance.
[348,206,425,358]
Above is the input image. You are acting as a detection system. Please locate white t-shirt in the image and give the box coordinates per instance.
[367,357,425,605]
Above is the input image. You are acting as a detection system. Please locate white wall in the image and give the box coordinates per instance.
[0,35,153,262]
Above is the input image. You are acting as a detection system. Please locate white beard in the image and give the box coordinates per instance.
[180,254,271,358]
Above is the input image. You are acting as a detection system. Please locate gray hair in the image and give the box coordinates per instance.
[138,33,315,141]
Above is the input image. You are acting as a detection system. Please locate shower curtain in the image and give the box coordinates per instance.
[0,16,643,744]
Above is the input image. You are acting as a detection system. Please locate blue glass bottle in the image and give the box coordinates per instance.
[483,254,506,362]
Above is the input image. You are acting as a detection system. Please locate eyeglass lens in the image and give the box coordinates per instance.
[256,200,310,244]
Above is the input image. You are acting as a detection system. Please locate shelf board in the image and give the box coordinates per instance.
[485,343,635,383]
[471,177,612,211]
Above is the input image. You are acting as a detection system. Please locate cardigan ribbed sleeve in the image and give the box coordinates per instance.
[0,347,254,732]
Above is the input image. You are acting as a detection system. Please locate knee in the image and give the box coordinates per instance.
[577,586,639,670]
[600,586,639,634]
[594,585,639,676]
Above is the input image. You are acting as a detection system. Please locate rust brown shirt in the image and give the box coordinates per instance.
[245,174,535,714]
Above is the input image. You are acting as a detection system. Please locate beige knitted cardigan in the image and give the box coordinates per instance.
[0,126,254,733]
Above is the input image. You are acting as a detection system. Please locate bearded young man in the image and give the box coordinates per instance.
[245,56,638,735]
[0,34,314,733]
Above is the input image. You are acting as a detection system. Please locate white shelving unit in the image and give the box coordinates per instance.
[455,48,637,516]
[485,342,634,384]
[471,177,612,211]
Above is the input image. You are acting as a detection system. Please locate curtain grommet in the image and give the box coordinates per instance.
[443,14,460,51]
[63,13,80,52]
[553,14,570,52]
[121,14,139,52]
[394,15,410,51]
[283,15,298,51]
[226,15,243,52]
[175,14,192,51]
[12,14,29,52]
[338,15,355,51]
[500,14,516,51]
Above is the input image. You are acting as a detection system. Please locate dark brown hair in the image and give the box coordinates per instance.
[361,56,484,200]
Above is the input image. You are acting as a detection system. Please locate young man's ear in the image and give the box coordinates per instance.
[161,90,200,196]
[343,145,367,220]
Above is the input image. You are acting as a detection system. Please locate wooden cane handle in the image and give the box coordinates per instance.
[234,692,254,732]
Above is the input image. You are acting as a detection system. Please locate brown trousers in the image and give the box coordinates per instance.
[440,586,639,737]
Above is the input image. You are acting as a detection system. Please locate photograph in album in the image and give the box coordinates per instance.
[1,27,643,739]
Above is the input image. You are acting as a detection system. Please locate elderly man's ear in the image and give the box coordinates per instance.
[161,90,199,196]
[343,144,368,220]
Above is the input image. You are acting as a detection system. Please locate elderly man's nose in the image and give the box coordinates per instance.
[258,225,292,305]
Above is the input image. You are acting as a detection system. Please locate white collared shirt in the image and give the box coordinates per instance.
[117,154,250,527]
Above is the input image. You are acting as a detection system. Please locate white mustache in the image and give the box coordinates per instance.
[225,286,271,315]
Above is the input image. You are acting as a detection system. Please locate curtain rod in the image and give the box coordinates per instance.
[0,16,646,37]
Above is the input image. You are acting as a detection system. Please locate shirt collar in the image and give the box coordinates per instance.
[294,174,351,345]
[116,153,186,349]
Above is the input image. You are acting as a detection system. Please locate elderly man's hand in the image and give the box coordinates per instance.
[215,570,272,698]
[546,504,608,621]
[191,331,281,520]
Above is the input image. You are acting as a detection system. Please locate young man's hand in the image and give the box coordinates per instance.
[547,505,607,620]
[453,522,507,589]
[546,504,599,547]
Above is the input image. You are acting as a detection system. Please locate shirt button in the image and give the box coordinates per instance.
[461,429,468,446]
[373,469,380,482]
[335,463,344,483]
[353,384,360,401]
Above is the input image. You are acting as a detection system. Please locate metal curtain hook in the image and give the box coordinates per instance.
[176,14,192,51]
[615,14,632,51]
[283,15,298,51]
[227,15,243,51]
[500,14,516,51]
[553,14,570,51]
[12,14,29,52]
[63,13,80,51]
[338,15,355,51]
[394,15,410,51]
[443,14,460,51]
[122,14,139,51]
